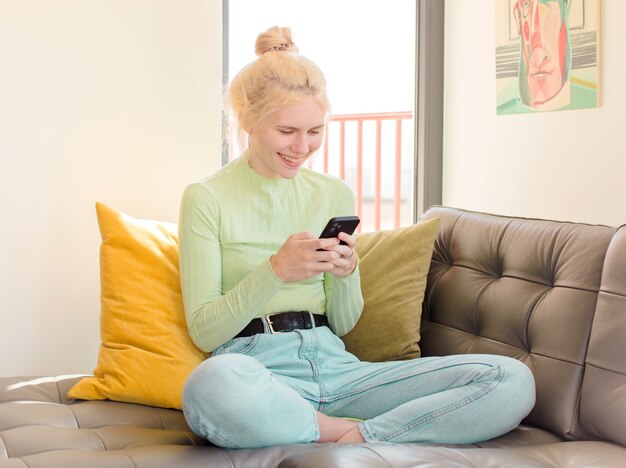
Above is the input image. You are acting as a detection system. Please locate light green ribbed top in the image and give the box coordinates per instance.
[178,154,364,352]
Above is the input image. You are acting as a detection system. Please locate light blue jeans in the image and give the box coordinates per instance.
[182,326,535,449]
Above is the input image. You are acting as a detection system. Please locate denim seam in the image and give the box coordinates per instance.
[296,328,326,404]
[369,365,505,442]
[310,406,321,442]
[304,329,328,402]
[323,359,496,403]
[213,334,260,356]
[359,420,376,443]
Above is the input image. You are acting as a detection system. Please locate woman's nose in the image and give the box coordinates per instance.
[290,135,309,154]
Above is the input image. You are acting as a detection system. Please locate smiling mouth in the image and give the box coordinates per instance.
[278,153,303,166]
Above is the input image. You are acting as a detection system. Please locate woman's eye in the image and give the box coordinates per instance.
[278,129,293,135]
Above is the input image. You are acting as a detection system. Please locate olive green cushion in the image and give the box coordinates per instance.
[342,218,440,362]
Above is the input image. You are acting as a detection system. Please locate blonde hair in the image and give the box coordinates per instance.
[227,26,329,149]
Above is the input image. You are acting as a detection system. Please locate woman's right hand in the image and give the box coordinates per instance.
[270,232,342,282]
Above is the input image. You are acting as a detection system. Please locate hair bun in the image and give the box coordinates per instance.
[255,26,298,57]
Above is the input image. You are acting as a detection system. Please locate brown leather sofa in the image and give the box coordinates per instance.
[2,206,625,467]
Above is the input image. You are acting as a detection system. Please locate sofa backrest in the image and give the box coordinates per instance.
[420,207,625,446]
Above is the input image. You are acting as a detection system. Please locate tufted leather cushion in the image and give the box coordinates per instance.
[420,207,625,446]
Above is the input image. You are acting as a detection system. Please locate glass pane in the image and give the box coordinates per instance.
[227,0,416,231]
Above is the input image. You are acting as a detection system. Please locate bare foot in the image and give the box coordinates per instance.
[336,426,365,444]
[316,412,361,443]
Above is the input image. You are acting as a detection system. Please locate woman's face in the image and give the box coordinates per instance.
[247,97,326,179]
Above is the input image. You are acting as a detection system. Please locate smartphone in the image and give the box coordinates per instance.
[318,216,361,246]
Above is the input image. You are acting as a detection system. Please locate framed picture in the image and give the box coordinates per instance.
[495,0,600,115]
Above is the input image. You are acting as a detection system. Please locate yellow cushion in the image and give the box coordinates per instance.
[342,218,440,362]
[68,203,206,409]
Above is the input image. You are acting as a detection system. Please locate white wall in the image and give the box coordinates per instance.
[443,0,626,227]
[0,1,223,377]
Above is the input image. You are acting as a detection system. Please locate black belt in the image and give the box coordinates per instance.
[235,311,329,338]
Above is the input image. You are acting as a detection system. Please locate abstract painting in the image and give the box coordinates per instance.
[496,0,600,115]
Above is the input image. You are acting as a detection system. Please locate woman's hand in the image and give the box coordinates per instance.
[269,232,356,282]
[324,231,358,278]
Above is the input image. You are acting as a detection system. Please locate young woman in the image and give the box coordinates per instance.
[179,26,535,449]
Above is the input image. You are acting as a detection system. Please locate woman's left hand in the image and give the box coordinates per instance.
[326,232,358,277]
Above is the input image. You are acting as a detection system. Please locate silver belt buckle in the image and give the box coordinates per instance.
[265,313,282,334]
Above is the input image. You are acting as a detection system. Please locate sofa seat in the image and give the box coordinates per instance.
[2,376,625,468]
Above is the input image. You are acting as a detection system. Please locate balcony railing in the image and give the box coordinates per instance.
[312,111,414,232]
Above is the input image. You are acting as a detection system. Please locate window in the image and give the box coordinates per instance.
[224,0,417,232]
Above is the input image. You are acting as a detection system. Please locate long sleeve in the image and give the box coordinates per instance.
[323,188,363,336]
[178,183,285,352]
[324,265,363,336]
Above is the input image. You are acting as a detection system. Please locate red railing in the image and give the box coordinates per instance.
[318,112,413,232]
